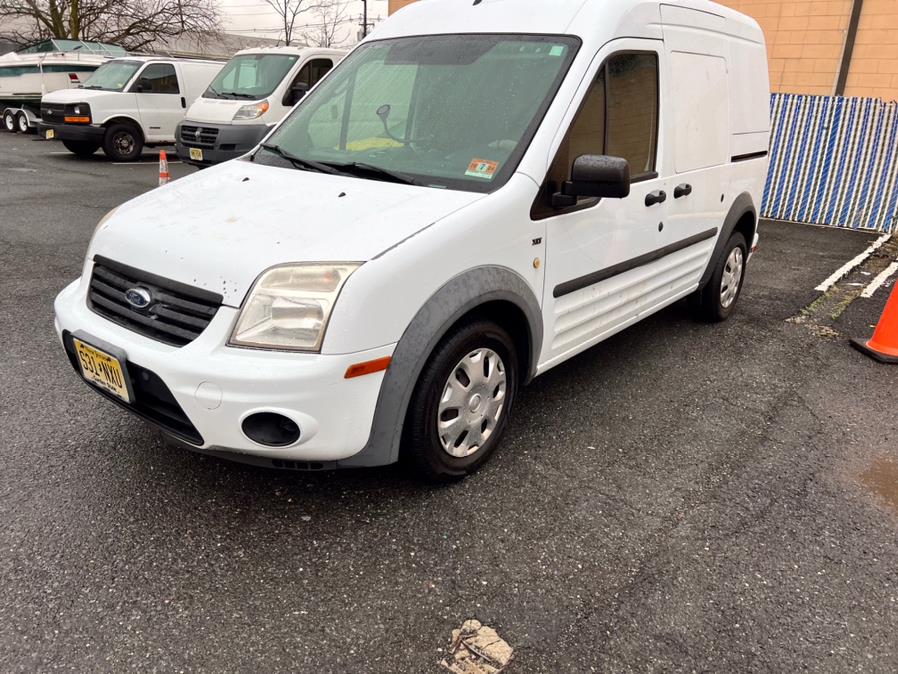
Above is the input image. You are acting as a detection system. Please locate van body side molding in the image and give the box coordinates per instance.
[553,227,719,299]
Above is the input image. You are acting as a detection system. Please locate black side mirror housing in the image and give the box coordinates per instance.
[552,155,631,207]
[134,78,151,93]
[284,82,310,106]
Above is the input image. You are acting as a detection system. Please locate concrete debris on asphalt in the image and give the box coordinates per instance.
[440,620,514,673]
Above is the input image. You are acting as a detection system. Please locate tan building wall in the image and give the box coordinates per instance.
[387,0,898,100]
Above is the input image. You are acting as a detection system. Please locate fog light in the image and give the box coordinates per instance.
[242,412,300,447]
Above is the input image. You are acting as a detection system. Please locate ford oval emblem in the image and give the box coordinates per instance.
[125,287,152,309]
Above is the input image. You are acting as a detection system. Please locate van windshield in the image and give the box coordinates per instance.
[206,53,299,100]
[82,60,142,91]
[256,35,579,192]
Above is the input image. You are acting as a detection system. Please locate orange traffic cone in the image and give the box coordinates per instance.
[852,282,898,363]
[158,150,170,186]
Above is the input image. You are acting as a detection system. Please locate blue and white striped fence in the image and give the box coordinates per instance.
[762,94,898,234]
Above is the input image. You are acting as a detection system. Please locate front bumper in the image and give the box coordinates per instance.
[176,121,270,166]
[54,276,394,465]
[37,121,105,143]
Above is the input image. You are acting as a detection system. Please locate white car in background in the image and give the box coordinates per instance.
[39,56,223,161]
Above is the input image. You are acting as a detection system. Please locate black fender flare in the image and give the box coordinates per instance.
[699,193,758,289]
[339,266,543,468]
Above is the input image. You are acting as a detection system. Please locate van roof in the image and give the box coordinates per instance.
[232,46,346,58]
[106,55,225,65]
[375,0,761,44]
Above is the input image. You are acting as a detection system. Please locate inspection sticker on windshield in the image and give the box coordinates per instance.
[466,159,499,180]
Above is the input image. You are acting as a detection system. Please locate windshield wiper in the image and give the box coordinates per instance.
[258,143,347,176]
[324,161,420,186]
[221,91,257,99]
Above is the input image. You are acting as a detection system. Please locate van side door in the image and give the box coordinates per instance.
[536,43,677,370]
[131,62,184,142]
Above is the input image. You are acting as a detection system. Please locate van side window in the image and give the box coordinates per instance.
[133,64,179,94]
[606,53,658,176]
[532,51,658,220]
[293,58,335,89]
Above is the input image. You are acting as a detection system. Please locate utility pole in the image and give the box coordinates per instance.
[363,0,368,38]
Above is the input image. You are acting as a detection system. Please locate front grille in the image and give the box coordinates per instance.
[40,102,64,121]
[88,256,222,347]
[180,124,219,147]
[62,332,203,445]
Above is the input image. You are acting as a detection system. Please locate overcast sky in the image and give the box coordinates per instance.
[217,0,391,44]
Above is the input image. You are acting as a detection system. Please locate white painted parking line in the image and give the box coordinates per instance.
[112,161,183,165]
[861,260,898,299]
[815,233,891,292]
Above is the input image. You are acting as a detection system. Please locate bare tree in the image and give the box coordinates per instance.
[261,0,317,46]
[301,0,349,48]
[0,0,220,51]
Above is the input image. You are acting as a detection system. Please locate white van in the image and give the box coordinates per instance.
[54,0,770,480]
[176,46,345,167]
[39,56,223,161]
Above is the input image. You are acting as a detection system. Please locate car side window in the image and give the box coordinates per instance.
[133,64,179,94]
[292,58,335,89]
[531,51,658,220]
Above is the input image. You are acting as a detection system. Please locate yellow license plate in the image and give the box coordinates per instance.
[45,129,55,140]
[189,147,203,161]
[73,338,131,403]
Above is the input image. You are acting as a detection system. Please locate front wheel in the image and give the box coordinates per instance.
[103,123,143,162]
[63,140,100,157]
[690,231,748,322]
[402,320,519,482]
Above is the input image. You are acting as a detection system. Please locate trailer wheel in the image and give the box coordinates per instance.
[16,111,30,134]
[3,110,17,133]
[62,140,100,157]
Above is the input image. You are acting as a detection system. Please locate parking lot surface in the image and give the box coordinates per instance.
[2,133,897,672]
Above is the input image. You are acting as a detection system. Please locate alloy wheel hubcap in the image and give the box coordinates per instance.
[720,246,744,308]
[437,348,507,458]
[115,133,134,155]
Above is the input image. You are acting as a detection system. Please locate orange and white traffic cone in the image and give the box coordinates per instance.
[158,150,171,186]
[852,282,898,364]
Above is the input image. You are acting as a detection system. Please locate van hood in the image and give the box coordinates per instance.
[43,87,121,104]
[185,96,262,124]
[90,159,483,307]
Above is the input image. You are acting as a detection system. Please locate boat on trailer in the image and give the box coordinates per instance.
[0,39,127,133]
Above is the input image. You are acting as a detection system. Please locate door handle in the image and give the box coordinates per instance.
[645,190,667,207]
[674,184,692,199]
[181,96,187,109]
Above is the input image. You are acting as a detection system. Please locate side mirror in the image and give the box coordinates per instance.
[553,155,630,207]
[284,81,310,106]
[134,78,151,93]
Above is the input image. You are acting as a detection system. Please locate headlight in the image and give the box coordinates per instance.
[229,263,360,351]
[233,100,270,121]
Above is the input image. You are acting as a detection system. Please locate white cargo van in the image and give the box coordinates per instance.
[54,0,770,480]
[176,46,345,167]
[39,56,223,161]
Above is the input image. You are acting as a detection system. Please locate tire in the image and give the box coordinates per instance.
[690,231,748,322]
[102,122,143,162]
[62,140,100,157]
[16,111,30,134]
[402,320,519,481]
[3,110,17,133]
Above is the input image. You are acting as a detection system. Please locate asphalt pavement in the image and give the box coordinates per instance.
[1,133,897,672]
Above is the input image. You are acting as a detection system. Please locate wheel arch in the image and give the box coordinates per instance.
[699,192,758,290]
[102,116,145,140]
[338,266,543,468]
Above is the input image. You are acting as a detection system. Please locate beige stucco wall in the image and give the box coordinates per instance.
[387,0,898,100]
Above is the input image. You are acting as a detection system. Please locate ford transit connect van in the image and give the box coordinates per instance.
[176,46,345,167]
[40,56,223,161]
[54,0,770,480]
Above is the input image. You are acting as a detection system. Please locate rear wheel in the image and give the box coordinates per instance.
[103,122,143,162]
[690,231,748,322]
[3,110,17,133]
[62,140,100,157]
[402,320,519,481]
[16,111,30,134]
